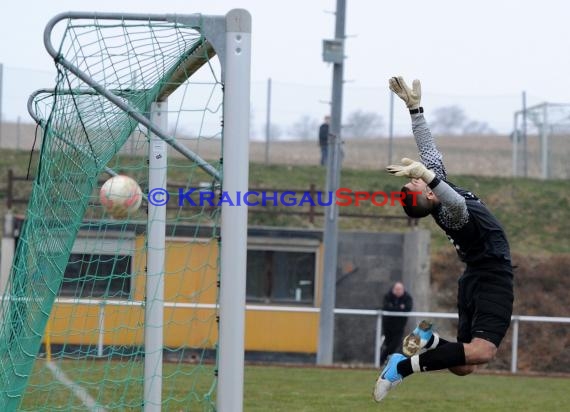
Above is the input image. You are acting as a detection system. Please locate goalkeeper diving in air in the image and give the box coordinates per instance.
[374,76,514,402]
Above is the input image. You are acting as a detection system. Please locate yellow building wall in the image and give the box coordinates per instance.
[47,235,320,353]
[245,311,318,352]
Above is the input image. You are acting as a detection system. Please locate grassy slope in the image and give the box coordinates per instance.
[249,163,570,255]
[2,148,569,255]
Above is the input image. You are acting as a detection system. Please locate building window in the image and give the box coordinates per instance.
[246,249,316,304]
[60,253,132,299]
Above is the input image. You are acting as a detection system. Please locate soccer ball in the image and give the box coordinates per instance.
[99,175,142,219]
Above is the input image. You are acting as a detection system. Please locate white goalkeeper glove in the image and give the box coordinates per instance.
[386,157,435,184]
[389,76,421,109]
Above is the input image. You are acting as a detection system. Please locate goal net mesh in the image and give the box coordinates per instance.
[0,14,225,410]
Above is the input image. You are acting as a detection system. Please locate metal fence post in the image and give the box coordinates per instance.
[510,316,519,373]
[374,311,383,368]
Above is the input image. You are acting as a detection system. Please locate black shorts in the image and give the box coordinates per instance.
[457,264,514,347]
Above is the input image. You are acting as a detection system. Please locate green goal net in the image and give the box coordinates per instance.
[0,10,250,411]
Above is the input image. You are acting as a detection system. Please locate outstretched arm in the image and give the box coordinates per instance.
[386,158,469,228]
[429,177,469,229]
[389,76,447,180]
[411,113,447,180]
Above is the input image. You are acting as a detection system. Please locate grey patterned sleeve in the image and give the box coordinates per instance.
[411,113,447,179]
[431,180,469,230]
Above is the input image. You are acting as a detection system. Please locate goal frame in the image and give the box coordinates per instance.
[512,102,570,179]
[17,9,250,412]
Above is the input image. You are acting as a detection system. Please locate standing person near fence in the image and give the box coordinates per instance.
[318,115,330,166]
[374,76,514,403]
[380,282,413,365]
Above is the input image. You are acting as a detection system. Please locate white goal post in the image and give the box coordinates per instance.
[2,9,251,412]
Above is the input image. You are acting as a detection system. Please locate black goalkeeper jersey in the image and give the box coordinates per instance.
[410,113,511,267]
[432,182,512,266]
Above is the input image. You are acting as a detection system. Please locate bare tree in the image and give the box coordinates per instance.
[462,120,495,135]
[344,110,384,138]
[430,105,467,135]
[264,123,283,140]
[289,115,319,141]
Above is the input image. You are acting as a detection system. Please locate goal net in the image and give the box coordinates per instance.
[0,10,250,411]
[512,102,570,179]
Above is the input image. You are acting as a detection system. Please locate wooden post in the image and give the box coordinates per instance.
[309,183,316,224]
[7,169,13,210]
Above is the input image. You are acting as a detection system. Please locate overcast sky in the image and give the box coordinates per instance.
[2,0,570,136]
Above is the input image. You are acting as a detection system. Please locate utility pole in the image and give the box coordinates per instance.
[388,91,394,165]
[317,0,346,366]
[265,77,272,165]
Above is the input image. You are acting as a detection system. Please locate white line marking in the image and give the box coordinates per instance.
[46,361,107,412]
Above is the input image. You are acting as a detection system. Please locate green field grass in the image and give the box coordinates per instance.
[20,360,570,411]
[245,365,569,412]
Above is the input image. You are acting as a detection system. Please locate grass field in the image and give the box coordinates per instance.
[244,365,569,412]
[21,360,570,411]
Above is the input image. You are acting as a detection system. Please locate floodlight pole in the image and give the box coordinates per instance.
[317,0,346,366]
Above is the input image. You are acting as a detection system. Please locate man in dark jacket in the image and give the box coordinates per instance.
[380,282,413,365]
[318,115,330,166]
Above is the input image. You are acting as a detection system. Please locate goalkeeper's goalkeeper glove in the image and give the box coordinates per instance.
[386,158,435,184]
[389,76,421,110]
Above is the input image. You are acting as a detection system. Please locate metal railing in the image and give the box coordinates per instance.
[37,297,570,374]
[346,309,570,372]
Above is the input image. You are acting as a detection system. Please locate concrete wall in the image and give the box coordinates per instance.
[334,229,430,363]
